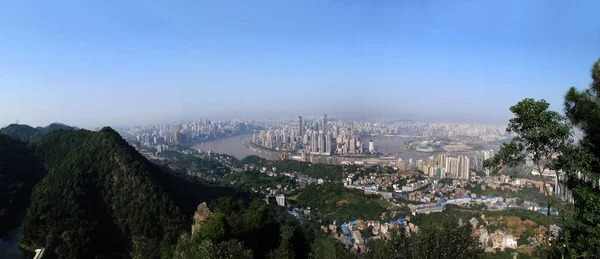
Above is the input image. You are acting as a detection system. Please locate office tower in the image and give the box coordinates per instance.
[319,133,326,154]
[458,155,470,179]
[173,131,182,144]
[322,114,327,132]
[325,132,332,155]
[317,132,323,153]
[311,131,319,152]
[298,116,303,137]
[368,140,375,153]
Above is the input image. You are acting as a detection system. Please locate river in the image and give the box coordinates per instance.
[192,133,431,161]
[0,228,33,259]
[193,134,277,160]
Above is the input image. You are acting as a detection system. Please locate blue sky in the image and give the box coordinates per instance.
[0,0,599,128]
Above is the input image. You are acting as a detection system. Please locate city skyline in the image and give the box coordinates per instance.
[1,1,599,128]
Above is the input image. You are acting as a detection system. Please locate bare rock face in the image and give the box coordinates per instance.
[191,202,212,235]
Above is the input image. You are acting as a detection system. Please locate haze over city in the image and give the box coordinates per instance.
[1,1,599,128]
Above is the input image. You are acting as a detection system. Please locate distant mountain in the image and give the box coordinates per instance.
[0,134,45,237]
[21,127,186,258]
[0,123,77,142]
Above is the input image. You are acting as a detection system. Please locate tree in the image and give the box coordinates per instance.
[555,57,600,257]
[173,234,252,259]
[484,98,572,248]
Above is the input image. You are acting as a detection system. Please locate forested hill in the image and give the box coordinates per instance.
[0,134,44,237]
[0,123,77,142]
[21,127,187,258]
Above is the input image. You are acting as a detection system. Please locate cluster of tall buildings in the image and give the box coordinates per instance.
[122,119,256,149]
[397,153,472,180]
[251,114,378,156]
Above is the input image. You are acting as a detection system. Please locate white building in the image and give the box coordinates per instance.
[276,194,286,207]
[502,235,517,248]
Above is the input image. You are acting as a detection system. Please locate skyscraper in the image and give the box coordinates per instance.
[325,132,332,155]
[446,157,459,178]
[298,116,303,137]
[437,153,447,167]
[318,132,325,154]
[368,140,375,153]
[311,131,319,153]
[458,155,470,179]
[322,114,327,132]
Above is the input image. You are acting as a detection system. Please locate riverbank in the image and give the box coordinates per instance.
[0,227,34,259]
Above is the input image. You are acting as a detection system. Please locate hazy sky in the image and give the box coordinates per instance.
[1,1,599,128]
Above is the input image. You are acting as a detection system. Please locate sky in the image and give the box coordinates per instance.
[0,0,599,128]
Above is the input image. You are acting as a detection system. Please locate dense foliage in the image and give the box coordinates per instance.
[238,156,347,181]
[222,170,296,192]
[173,197,298,259]
[0,134,45,236]
[22,128,187,258]
[366,218,483,259]
[294,183,389,222]
[551,58,600,258]
[157,150,232,180]
[0,123,76,142]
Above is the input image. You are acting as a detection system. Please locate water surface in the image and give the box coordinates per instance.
[0,227,33,259]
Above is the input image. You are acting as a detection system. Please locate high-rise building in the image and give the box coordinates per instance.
[318,133,325,154]
[173,131,182,144]
[458,155,470,179]
[368,140,375,153]
[446,157,459,178]
[437,153,447,167]
[298,116,304,137]
[397,158,407,172]
[311,131,319,153]
[427,156,435,167]
[429,166,446,179]
[322,114,327,132]
[325,132,333,155]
